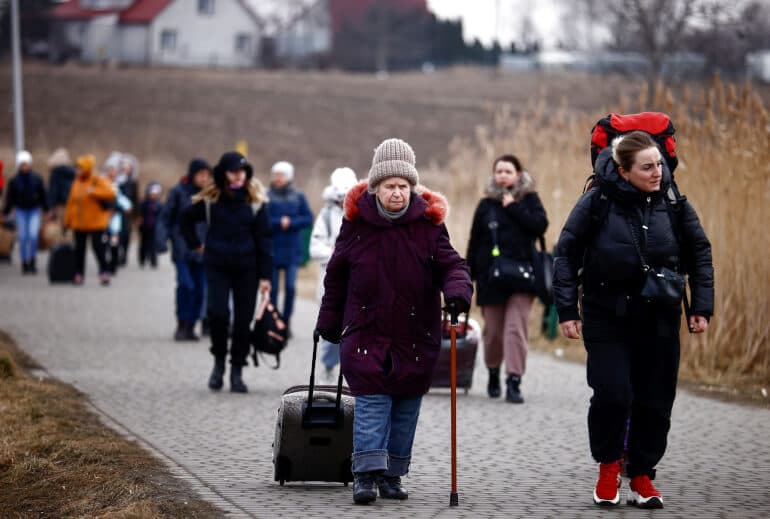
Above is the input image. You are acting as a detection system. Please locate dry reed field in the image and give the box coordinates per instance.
[0,62,634,200]
[427,77,770,397]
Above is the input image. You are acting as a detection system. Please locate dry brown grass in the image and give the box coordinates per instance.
[0,330,222,518]
[428,77,770,401]
[0,62,637,215]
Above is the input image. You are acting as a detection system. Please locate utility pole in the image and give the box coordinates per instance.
[11,0,25,153]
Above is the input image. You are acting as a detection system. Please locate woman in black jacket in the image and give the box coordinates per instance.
[553,131,713,509]
[182,152,272,393]
[466,154,548,403]
[2,150,49,274]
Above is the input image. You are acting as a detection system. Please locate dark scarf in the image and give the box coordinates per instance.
[375,196,409,221]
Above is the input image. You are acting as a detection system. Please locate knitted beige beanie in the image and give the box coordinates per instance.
[367,138,419,189]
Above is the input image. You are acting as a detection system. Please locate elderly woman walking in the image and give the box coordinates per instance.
[315,138,472,505]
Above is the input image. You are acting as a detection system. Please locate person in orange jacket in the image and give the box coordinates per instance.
[64,154,117,285]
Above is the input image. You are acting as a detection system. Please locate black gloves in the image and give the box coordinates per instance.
[314,329,340,344]
[444,297,470,322]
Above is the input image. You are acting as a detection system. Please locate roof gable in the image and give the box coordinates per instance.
[51,0,262,26]
[119,0,173,23]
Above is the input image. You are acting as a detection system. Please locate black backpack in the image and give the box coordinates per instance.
[250,298,288,369]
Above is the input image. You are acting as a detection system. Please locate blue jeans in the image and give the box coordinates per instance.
[352,394,422,477]
[176,260,206,322]
[270,263,298,323]
[321,339,340,370]
[15,208,41,262]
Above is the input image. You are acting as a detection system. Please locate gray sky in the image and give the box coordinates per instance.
[427,0,564,48]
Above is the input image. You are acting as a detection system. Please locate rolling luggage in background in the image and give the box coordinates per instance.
[431,314,480,394]
[272,332,354,486]
[48,243,77,283]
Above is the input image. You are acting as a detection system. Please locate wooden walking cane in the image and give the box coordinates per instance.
[449,311,459,507]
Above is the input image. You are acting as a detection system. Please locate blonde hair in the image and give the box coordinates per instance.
[192,177,268,205]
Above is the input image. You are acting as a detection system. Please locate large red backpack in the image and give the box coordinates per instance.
[590,112,678,173]
[584,111,688,255]
[584,112,692,316]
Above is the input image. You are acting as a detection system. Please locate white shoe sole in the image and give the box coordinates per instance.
[628,490,664,509]
[593,488,620,506]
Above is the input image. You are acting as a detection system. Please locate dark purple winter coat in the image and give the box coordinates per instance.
[316,182,472,397]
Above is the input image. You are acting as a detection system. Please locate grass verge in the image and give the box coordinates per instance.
[0,330,222,518]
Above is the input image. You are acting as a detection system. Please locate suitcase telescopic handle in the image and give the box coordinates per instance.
[308,331,344,414]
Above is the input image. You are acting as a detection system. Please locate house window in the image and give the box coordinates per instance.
[198,0,215,15]
[235,34,252,53]
[160,30,177,51]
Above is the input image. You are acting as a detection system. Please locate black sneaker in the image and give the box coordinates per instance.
[353,472,378,504]
[377,475,408,500]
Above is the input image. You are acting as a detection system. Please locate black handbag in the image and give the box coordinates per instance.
[250,297,288,369]
[627,208,685,306]
[640,266,685,305]
[486,219,535,292]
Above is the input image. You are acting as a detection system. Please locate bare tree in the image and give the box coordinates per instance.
[606,0,697,94]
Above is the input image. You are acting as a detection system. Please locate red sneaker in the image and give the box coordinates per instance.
[628,475,664,509]
[593,460,621,506]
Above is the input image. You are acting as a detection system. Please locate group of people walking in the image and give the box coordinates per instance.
[155,155,314,392]
[310,132,711,509]
[0,148,149,285]
[1,122,713,509]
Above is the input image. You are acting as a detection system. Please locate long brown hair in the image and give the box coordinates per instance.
[192,177,268,205]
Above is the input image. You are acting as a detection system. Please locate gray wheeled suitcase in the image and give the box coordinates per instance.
[272,333,354,486]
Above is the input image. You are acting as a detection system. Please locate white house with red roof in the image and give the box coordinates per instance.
[49,0,263,68]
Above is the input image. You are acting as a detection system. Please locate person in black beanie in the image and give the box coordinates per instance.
[157,159,213,341]
[181,152,272,393]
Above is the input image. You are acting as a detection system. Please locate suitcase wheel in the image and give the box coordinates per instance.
[464,387,469,395]
[280,480,285,486]
[344,481,349,487]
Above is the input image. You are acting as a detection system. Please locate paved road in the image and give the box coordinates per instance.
[1,253,769,518]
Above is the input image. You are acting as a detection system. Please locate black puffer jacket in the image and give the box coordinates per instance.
[181,189,273,277]
[48,165,76,207]
[157,179,206,263]
[553,148,714,323]
[3,171,49,214]
[466,185,548,306]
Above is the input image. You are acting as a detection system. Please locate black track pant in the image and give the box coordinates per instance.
[74,230,108,276]
[206,265,258,367]
[582,299,681,479]
[139,228,157,267]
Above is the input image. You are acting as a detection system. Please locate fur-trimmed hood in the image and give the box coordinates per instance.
[485,170,535,202]
[343,181,448,225]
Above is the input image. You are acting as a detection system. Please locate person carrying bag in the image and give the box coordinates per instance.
[466,154,548,403]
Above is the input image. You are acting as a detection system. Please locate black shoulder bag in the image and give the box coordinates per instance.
[486,207,535,292]
[626,202,685,306]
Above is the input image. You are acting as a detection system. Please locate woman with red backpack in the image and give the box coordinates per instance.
[553,130,714,509]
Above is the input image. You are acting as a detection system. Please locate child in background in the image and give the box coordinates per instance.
[309,167,357,380]
[139,182,163,268]
[104,158,133,277]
